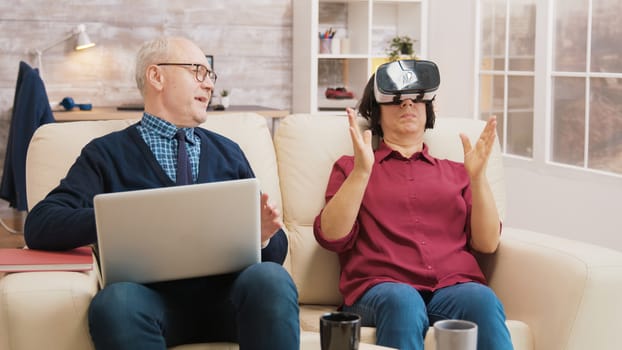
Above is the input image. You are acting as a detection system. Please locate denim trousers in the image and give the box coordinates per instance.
[342,282,513,350]
[88,262,300,350]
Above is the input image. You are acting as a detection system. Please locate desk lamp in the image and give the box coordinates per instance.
[30,24,96,73]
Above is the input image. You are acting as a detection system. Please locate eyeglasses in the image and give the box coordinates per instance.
[156,63,217,83]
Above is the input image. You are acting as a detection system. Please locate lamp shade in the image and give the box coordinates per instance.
[75,25,95,50]
[30,23,96,74]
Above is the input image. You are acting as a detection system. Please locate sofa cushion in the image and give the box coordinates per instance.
[422,117,506,219]
[26,119,136,211]
[200,113,282,213]
[0,271,98,350]
[274,114,354,305]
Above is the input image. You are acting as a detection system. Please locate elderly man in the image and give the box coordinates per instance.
[24,36,299,350]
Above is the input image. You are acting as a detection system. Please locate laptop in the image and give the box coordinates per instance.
[93,178,261,287]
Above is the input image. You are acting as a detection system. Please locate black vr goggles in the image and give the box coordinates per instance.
[374,60,440,104]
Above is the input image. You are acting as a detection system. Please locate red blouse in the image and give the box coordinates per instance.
[313,142,495,306]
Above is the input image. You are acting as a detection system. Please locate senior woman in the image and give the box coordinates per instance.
[313,60,513,350]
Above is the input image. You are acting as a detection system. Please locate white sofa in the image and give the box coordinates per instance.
[1,112,622,350]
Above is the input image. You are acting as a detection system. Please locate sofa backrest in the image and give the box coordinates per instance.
[274,114,506,306]
[26,119,135,211]
[25,113,281,214]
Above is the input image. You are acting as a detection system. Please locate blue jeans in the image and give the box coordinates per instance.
[342,282,513,350]
[88,262,299,350]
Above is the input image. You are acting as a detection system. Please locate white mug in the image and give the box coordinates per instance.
[433,319,478,350]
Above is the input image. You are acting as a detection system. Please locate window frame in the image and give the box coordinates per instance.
[475,0,622,183]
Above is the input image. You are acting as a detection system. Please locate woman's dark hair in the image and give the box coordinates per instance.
[357,74,436,137]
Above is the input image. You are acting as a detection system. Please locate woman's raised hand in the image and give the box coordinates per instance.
[460,116,497,182]
[346,107,374,176]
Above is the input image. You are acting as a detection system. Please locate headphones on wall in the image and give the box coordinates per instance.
[60,97,92,111]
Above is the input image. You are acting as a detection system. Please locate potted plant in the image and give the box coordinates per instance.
[386,35,417,62]
[220,89,230,108]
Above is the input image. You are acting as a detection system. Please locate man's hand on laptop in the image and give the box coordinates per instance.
[260,193,282,247]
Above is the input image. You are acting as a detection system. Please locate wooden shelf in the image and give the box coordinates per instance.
[53,105,289,122]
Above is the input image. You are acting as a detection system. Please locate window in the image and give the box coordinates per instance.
[478,0,536,158]
[477,0,622,176]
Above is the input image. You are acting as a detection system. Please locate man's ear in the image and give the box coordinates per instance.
[146,65,164,92]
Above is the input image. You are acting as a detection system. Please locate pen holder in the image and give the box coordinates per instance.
[319,38,332,54]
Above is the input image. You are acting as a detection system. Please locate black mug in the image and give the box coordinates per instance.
[320,312,361,350]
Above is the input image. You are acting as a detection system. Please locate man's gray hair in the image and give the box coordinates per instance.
[135,37,170,96]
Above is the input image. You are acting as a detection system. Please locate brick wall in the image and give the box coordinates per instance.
[0,0,292,177]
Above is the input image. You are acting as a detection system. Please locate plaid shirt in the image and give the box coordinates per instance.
[136,113,200,183]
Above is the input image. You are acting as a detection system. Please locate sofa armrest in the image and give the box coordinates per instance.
[0,270,98,350]
[478,227,622,350]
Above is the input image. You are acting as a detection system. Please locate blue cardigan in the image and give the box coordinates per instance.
[0,61,54,211]
[24,123,288,264]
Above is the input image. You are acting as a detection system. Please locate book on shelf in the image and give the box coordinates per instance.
[0,246,93,272]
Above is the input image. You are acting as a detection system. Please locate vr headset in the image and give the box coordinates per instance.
[374,60,440,104]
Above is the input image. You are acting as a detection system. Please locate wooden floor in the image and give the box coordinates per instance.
[0,199,26,248]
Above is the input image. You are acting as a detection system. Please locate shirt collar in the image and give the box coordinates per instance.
[376,140,435,164]
[141,112,196,144]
